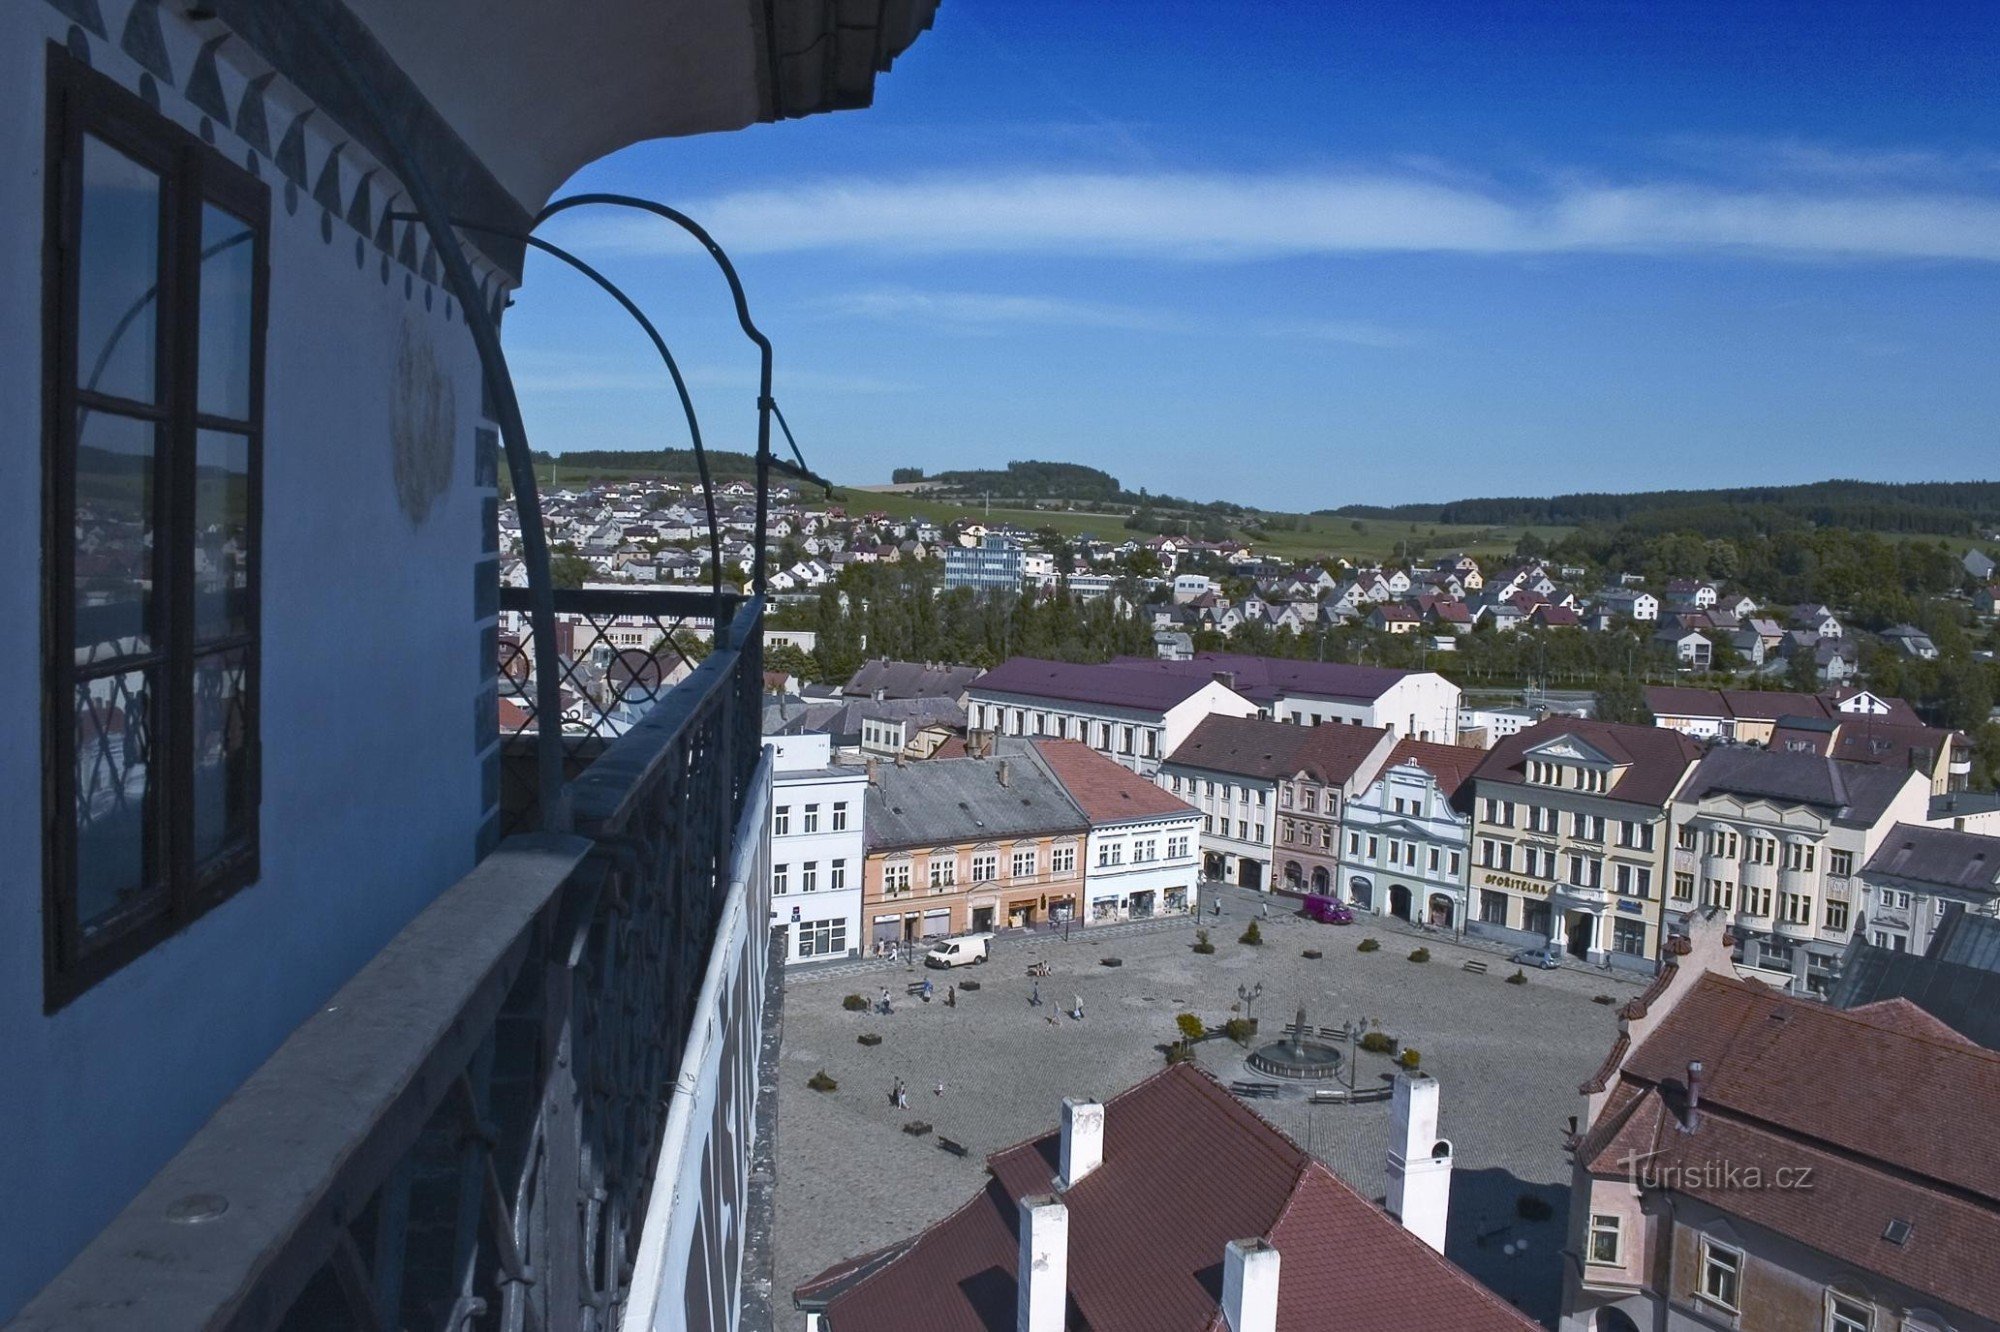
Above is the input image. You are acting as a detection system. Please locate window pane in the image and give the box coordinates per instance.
[197,204,255,420]
[73,410,157,660]
[77,136,160,404]
[192,649,253,865]
[75,668,158,931]
[194,429,250,639]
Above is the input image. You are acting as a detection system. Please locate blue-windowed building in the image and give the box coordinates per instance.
[945,535,1026,591]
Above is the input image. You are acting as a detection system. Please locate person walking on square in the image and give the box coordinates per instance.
[1030,980,1040,1008]
[922,977,934,1003]
[934,1080,945,1099]
[898,1083,910,1110]
[946,984,956,1008]
[880,986,892,1015]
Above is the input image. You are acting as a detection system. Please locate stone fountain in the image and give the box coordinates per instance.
[1246,1005,1344,1081]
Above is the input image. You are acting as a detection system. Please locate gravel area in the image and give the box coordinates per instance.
[772,887,1638,1327]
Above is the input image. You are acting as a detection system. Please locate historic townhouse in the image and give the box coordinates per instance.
[1669,747,1931,994]
[1467,720,1701,971]
[1562,914,2000,1332]
[1160,714,1396,893]
[1858,824,2000,955]
[1035,740,1202,923]
[861,747,1088,944]
[965,658,1259,776]
[768,733,867,965]
[1341,739,1484,929]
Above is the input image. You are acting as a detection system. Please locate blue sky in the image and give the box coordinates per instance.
[508,1,2000,509]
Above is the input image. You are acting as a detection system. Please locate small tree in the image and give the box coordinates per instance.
[1192,928,1216,955]
[1594,674,1653,726]
[1239,920,1264,947]
[1175,1012,1205,1058]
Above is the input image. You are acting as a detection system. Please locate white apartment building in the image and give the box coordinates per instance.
[768,733,867,964]
[966,658,1259,776]
[1341,740,1480,929]
[1669,748,1933,994]
[1859,823,2000,955]
[1104,653,1460,742]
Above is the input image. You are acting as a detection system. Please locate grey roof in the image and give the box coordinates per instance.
[1933,790,2000,821]
[1831,908,2000,1050]
[969,658,1218,712]
[863,742,1086,851]
[842,658,983,701]
[1864,823,2000,898]
[1107,653,1414,706]
[762,694,965,740]
[1677,748,1918,826]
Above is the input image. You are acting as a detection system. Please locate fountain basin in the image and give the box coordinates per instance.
[1247,1038,1345,1081]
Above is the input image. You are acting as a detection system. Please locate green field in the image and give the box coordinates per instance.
[841,488,1569,566]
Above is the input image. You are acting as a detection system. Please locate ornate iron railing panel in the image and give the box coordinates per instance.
[10,599,769,1332]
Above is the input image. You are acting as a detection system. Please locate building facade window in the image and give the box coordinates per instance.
[800,861,818,892]
[832,800,848,831]
[1588,1214,1621,1264]
[971,852,997,882]
[1612,919,1647,957]
[773,805,790,836]
[798,917,848,958]
[803,803,820,833]
[928,855,957,889]
[830,859,847,891]
[1829,849,1853,876]
[44,52,271,1007]
[1051,844,1076,874]
[1479,890,1508,926]
[1700,1239,1742,1310]
[1825,900,1850,932]
[883,860,911,895]
[1011,849,1036,878]
[1825,1295,1871,1332]
[772,864,789,894]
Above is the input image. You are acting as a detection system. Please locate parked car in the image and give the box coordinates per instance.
[1511,944,1563,970]
[925,934,993,968]
[1302,894,1355,925]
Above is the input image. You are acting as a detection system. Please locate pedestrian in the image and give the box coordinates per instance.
[890,1078,902,1108]
[922,977,934,1003]
[1031,980,1040,1008]
[946,985,956,1007]
[934,1080,945,1098]
[1072,994,1084,1021]
[1260,901,1270,920]
[880,986,892,1015]
[898,1083,909,1110]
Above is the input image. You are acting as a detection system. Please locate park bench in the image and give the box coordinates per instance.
[1463,959,1489,975]
[937,1137,969,1157]
[1229,1081,1282,1100]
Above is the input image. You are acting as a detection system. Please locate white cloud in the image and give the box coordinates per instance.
[819,286,1187,332]
[564,168,2000,264]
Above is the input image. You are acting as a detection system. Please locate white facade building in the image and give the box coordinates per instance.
[1083,813,1201,923]
[1340,742,1476,929]
[966,659,1259,776]
[768,733,867,964]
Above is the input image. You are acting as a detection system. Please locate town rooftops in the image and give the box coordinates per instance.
[969,657,1227,713]
[1865,824,2000,897]
[1472,718,1701,809]
[1676,747,1919,826]
[1032,740,1197,826]
[1163,715,1393,786]
[842,658,983,701]
[1768,717,1957,774]
[1577,971,2000,1322]
[1383,737,1486,801]
[794,1063,1536,1331]
[862,741,1086,852]
[1105,652,1420,705]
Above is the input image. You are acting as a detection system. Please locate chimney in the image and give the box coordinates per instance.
[1212,669,1237,692]
[1059,1098,1104,1189]
[1385,1071,1453,1254]
[1685,1060,1704,1130]
[999,759,1012,788]
[1016,1195,1068,1332]
[1221,1238,1280,1332]
[865,758,879,786]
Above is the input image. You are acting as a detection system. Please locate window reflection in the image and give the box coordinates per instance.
[197,205,255,421]
[195,430,250,639]
[77,136,160,405]
[75,669,158,931]
[73,410,157,660]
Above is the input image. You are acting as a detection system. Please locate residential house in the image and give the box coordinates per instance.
[1664,578,1717,608]
[1341,739,1483,928]
[861,746,1088,943]
[798,1064,1539,1332]
[1656,627,1713,670]
[1789,603,1844,638]
[1467,720,1702,971]
[1964,548,1997,582]
[1371,603,1423,634]
[1560,914,2000,1332]
[1882,623,1941,660]
[1597,589,1660,622]
[842,658,983,701]
[1036,740,1202,923]
[1669,747,1933,993]
[1858,823,2000,955]
[768,734,867,965]
[966,657,1261,776]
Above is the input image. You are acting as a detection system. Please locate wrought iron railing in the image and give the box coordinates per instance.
[495,586,748,834]
[12,598,769,1332]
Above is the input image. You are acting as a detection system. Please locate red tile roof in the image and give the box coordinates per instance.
[1385,737,1486,800]
[1471,717,1701,809]
[1579,972,2000,1321]
[1032,739,1197,826]
[798,1064,1534,1331]
[1165,715,1392,787]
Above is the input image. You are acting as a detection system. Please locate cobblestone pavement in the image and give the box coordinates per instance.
[773,886,1641,1328]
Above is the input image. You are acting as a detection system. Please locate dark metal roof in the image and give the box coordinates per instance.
[1678,748,1918,826]
[863,741,1086,851]
[1831,914,2000,1051]
[1865,824,2000,898]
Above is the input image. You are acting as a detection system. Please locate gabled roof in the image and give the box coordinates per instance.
[1473,718,1700,809]
[1865,824,2000,896]
[797,1064,1535,1331]
[843,658,984,701]
[1383,737,1485,801]
[1677,748,1919,827]
[863,742,1087,851]
[1033,740,1197,826]
[1164,715,1392,786]
[1105,653,1419,706]
[969,658,1224,713]
[1581,972,2000,1321]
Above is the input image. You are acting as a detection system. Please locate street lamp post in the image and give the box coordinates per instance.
[1237,981,1264,1029]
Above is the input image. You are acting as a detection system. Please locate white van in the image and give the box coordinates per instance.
[924,934,993,968]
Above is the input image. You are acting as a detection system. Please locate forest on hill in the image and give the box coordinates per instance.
[1328,479,2000,537]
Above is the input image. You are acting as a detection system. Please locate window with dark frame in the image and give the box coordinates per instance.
[42,49,267,1010]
